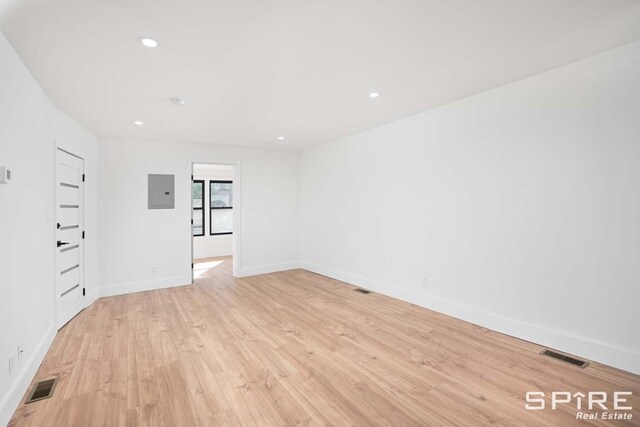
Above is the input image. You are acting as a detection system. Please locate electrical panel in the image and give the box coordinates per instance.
[148,174,175,209]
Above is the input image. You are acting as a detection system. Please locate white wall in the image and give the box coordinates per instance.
[300,41,640,374]
[193,164,234,259]
[98,138,299,295]
[0,30,98,425]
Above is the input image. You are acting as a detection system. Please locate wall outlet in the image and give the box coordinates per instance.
[421,277,428,287]
[0,166,11,184]
[151,265,157,275]
[17,343,23,361]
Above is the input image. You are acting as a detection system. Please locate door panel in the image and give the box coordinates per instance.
[58,247,80,269]
[58,208,79,227]
[58,228,79,245]
[55,149,84,328]
[58,186,79,205]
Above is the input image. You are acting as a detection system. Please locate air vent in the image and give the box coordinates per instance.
[354,288,372,294]
[25,378,57,404]
[540,349,589,368]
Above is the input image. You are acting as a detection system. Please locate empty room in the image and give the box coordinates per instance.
[1,0,639,426]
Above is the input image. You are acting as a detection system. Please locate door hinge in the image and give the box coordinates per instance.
[82,288,86,296]
[82,231,85,239]
[191,175,193,181]
[191,263,194,269]
[191,219,193,225]
[82,174,85,182]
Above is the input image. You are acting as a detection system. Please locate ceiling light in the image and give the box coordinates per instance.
[134,120,144,126]
[170,98,185,107]
[140,37,158,48]
[277,136,285,140]
[369,92,380,98]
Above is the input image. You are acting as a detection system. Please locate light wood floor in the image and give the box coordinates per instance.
[10,257,639,426]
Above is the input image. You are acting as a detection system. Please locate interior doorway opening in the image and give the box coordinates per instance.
[191,163,236,280]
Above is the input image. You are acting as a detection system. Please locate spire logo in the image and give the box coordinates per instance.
[525,391,633,421]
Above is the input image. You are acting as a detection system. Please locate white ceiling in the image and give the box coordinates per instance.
[2,0,640,151]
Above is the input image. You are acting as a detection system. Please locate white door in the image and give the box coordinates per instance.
[55,149,85,328]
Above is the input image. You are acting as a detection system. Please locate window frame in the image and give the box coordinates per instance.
[192,179,205,237]
[210,180,233,236]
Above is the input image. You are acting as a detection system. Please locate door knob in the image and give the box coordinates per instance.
[57,241,69,247]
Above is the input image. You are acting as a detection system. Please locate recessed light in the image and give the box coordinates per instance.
[134,120,144,126]
[140,37,158,48]
[369,92,380,98]
[277,136,285,140]
[170,98,185,107]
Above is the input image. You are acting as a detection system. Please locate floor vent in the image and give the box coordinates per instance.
[25,378,58,404]
[354,288,372,294]
[540,349,589,368]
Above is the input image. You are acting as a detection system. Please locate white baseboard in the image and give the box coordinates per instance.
[85,287,101,307]
[0,323,56,427]
[194,249,233,259]
[301,261,640,375]
[237,261,300,278]
[101,275,192,298]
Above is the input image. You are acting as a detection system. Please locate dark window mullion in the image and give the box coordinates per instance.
[210,180,233,236]
[192,180,205,237]
[193,207,204,237]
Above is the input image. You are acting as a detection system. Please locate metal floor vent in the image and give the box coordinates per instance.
[25,378,58,404]
[540,349,589,368]
[354,288,372,294]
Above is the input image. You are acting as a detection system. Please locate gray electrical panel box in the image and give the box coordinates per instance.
[148,174,175,209]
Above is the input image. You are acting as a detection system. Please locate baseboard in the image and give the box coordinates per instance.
[0,323,56,427]
[194,249,233,259]
[301,261,640,375]
[85,287,101,307]
[101,275,192,298]
[237,261,300,278]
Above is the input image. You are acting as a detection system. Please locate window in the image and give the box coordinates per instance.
[192,180,204,236]
[210,181,233,235]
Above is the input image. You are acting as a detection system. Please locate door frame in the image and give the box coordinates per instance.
[54,147,86,329]
[190,161,242,279]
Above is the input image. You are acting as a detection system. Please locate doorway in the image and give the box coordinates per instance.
[191,163,237,280]
[55,148,85,328]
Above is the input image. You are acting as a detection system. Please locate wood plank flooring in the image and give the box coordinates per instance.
[9,256,640,426]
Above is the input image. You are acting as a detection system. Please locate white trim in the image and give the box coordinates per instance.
[84,288,101,307]
[0,324,56,427]
[194,248,233,259]
[101,275,192,298]
[237,261,300,277]
[300,261,640,375]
